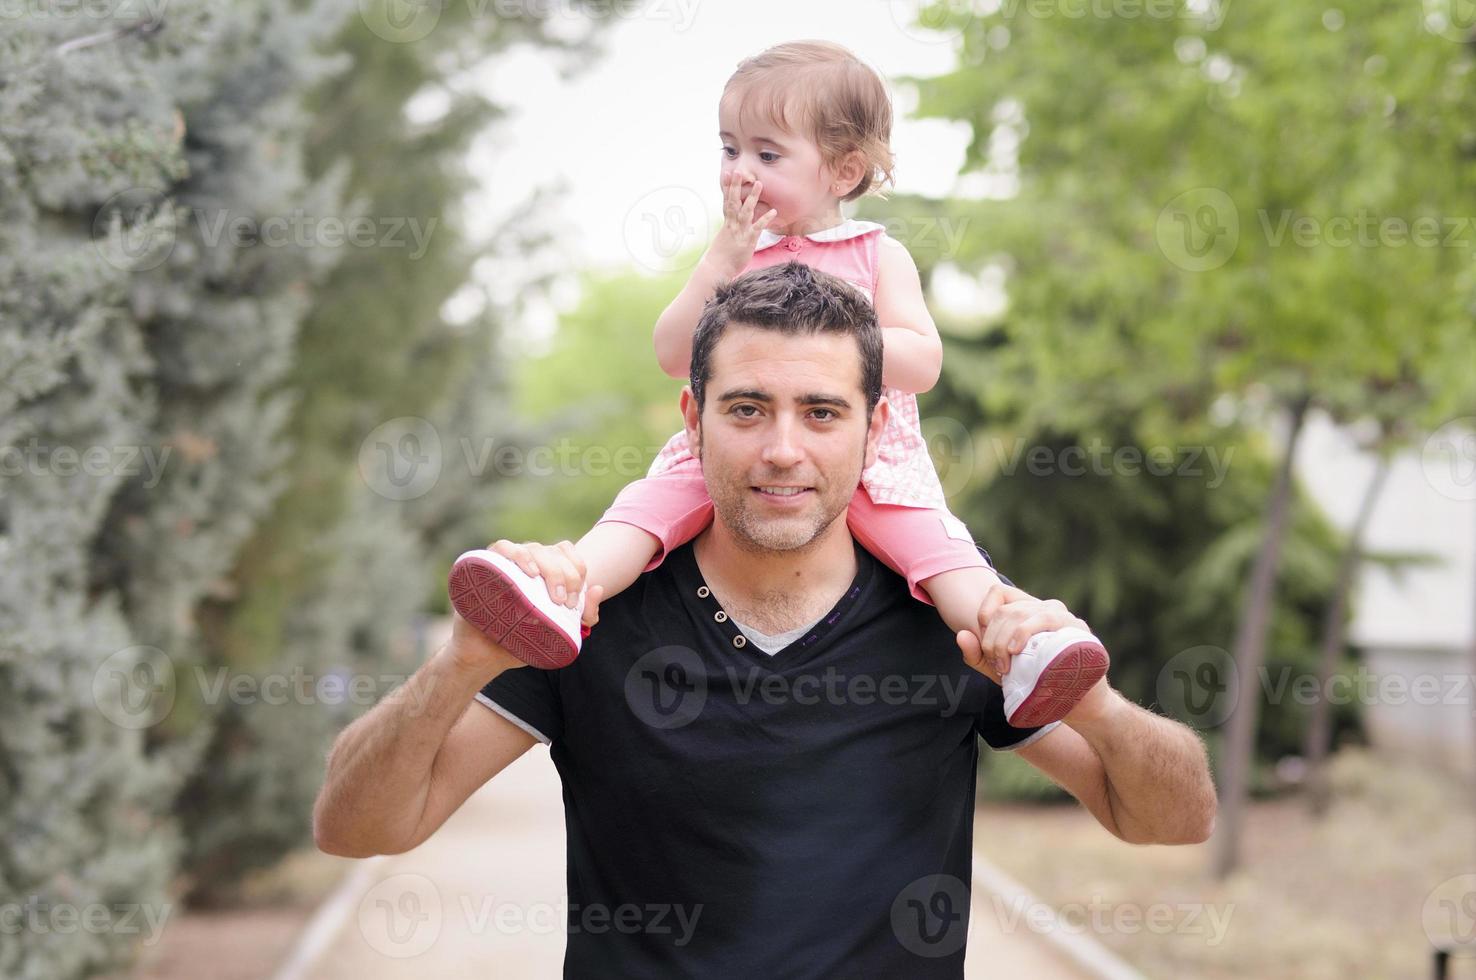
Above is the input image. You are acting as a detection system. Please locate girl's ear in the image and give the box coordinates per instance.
[830,150,868,197]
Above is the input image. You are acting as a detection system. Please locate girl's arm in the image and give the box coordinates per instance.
[873,235,944,393]
[654,171,776,379]
[653,256,732,379]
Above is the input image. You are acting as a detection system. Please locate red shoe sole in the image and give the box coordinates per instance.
[1007,642,1110,728]
[448,557,579,670]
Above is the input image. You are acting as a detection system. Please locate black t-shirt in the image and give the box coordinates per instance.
[478,540,1056,979]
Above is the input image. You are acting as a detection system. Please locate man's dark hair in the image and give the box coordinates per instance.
[689,261,884,417]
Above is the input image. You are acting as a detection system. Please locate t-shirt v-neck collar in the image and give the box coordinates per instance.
[670,538,874,667]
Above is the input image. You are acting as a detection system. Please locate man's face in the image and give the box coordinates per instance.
[682,325,888,555]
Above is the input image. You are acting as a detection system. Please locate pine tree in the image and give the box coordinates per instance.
[2,2,349,974]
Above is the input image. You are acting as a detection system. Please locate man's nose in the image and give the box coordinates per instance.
[761,417,803,468]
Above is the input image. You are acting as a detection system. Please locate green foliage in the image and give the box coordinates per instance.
[496,264,692,544]
[1,2,348,975]
[177,4,611,904]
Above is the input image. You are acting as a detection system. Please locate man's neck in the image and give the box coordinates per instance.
[691,515,858,634]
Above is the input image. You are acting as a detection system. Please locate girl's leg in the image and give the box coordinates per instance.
[575,522,663,602]
[450,457,713,668]
[846,488,1108,726]
[846,487,997,642]
[587,455,713,599]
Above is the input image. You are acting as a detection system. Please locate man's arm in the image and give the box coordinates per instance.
[958,584,1217,845]
[312,614,536,858]
[1016,684,1218,845]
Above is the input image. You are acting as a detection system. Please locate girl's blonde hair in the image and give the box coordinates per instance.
[722,40,896,203]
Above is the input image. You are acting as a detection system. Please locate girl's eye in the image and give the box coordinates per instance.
[722,146,736,158]
[759,151,779,163]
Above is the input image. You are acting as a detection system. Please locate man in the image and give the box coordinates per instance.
[314,262,1217,977]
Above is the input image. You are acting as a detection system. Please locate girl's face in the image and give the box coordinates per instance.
[718,97,846,234]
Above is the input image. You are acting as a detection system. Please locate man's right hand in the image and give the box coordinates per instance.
[446,539,605,675]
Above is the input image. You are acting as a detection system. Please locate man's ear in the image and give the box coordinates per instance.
[679,385,701,457]
[863,395,889,470]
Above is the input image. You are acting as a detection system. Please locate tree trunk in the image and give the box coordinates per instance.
[1211,393,1313,880]
[1304,448,1392,816]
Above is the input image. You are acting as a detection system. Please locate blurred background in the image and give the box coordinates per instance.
[2,0,1474,977]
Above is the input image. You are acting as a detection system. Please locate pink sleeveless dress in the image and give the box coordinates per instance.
[599,219,987,603]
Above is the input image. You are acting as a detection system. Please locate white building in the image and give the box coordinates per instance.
[1297,411,1476,774]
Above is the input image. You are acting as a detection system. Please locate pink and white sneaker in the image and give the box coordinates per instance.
[447,549,589,670]
[1002,627,1110,728]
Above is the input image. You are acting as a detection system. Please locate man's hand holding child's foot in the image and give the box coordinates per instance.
[447,539,603,670]
[954,583,1110,729]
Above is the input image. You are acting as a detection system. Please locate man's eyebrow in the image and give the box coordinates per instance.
[716,388,853,410]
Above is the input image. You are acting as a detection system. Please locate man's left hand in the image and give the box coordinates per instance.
[955,583,1091,683]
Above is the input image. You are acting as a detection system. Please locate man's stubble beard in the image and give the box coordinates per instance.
[696,430,868,558]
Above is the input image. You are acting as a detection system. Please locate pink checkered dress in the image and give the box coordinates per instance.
[648,219,948,511]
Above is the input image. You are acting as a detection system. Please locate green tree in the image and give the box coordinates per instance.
[1,2,346,974]
[903,0,1475,874]
[176,3,612,903]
